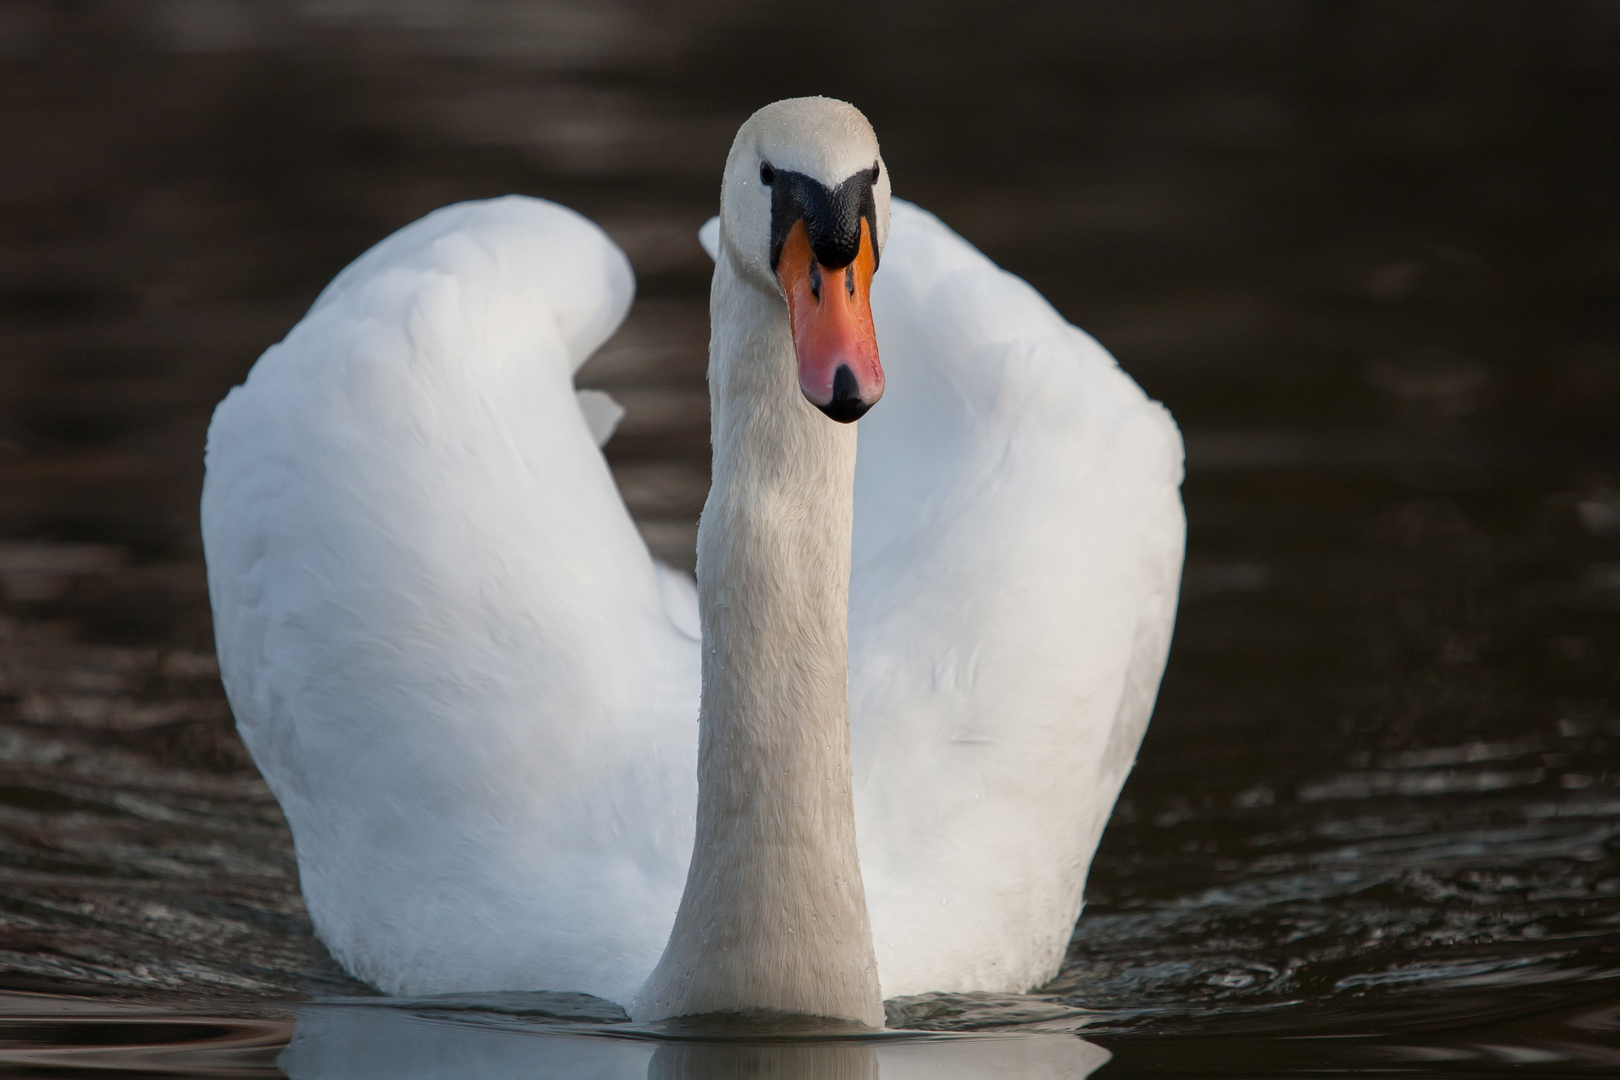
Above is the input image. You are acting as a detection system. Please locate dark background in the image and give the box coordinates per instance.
[0,0,1617,1043]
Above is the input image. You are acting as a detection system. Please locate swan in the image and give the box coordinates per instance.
[201,97,1185,1026]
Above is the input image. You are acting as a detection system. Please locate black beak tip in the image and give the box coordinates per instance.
[818,365,873,424]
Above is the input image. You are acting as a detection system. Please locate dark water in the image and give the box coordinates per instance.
[1,1,1618,1074]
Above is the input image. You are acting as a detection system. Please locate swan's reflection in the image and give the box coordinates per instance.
[280,1001,1111,1079]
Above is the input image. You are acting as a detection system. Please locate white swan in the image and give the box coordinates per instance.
[201,97,1184,1025]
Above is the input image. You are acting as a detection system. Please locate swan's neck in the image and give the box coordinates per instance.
[634,249,882,1026]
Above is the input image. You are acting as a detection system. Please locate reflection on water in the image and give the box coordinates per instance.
[280,1001,1109,1080]
[3,989,1619,1076]
[0,991,291,1074]
[1,0,1619,1073]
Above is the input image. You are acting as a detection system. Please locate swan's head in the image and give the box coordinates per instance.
[720,97,891,422]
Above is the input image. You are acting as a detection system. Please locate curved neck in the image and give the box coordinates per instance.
[634,248,882,1026]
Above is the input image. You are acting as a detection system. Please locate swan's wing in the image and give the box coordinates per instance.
[202,197,699,1005]
[850,200,1186,996]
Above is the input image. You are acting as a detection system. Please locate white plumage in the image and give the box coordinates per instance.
[203,188,1183,1010]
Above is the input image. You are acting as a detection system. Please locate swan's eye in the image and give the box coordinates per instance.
[759,161,775,186]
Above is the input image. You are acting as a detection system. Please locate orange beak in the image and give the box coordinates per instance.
[776,217,883,422]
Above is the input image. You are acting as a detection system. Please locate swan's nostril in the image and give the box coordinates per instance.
[819,365,871,423]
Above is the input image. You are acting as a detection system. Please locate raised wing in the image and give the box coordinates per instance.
[850,201,1186,997]
[202,197,698,1005]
